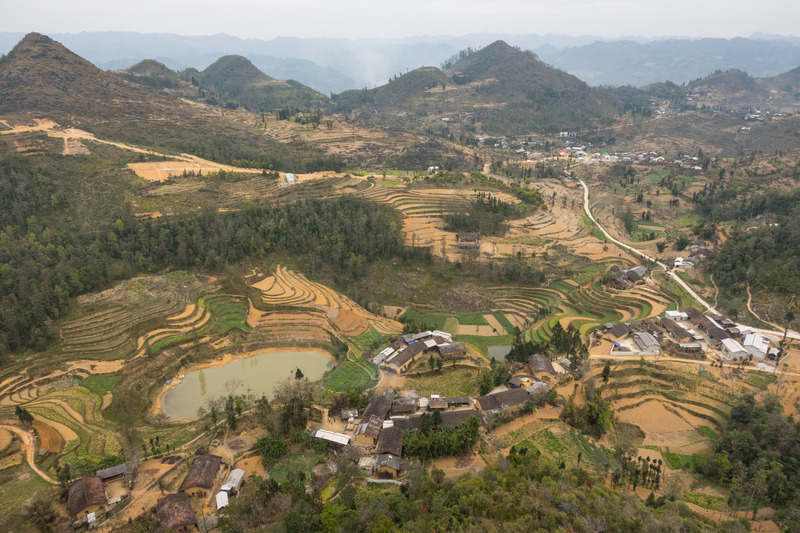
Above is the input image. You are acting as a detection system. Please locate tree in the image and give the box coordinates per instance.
[656,241,667,254]
[602,361,611,383]
[15,405,33,426]
[294,368,304,380]
[24,494,57,532]
[273,377,316,433]
[254,435,288,467]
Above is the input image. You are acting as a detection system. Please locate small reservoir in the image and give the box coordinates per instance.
[161,350,333,419]
[487,345,512,362]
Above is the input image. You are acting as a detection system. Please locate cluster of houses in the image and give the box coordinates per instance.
[604,308,778,363]
[372,331,467,374]
[673,241,712,270]
[311,352,562,479]
[68,454,244,531]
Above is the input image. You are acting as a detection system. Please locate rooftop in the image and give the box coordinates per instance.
[181,454,222,491]
[68,476,106,517]
[157,493,197,530]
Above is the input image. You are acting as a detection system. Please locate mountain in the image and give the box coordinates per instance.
[0,33,332,169]
[688,69,769,105]
[197,55,328,111]
[114,59,199,95]
[334,41,617,135]
[537,38,800,87]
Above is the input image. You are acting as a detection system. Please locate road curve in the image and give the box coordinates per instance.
[577,178,800,341]
[0,424,56,484]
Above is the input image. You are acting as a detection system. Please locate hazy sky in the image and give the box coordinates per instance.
[4,0,799,39]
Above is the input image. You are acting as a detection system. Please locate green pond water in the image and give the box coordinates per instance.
[161,350,333,419]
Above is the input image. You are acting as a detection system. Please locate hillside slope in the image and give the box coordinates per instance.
[334,40,617,135]
[197,55,328,111]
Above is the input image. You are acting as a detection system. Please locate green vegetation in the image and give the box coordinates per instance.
[683,491,726,511]
[745,371,777,388]
[456,312,488,326]
[402,415,481,460]
[217,446,717,532]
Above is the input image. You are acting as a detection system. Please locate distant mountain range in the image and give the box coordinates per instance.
[1,32,798,94]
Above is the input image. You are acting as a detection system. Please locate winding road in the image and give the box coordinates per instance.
[577,178,800,341]
[0,424,56,484]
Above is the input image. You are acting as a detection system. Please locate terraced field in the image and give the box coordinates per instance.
[597,361,733,456]
[488,280,676,344]
[251,265,401,337]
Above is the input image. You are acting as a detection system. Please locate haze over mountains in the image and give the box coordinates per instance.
[1,31,799,95]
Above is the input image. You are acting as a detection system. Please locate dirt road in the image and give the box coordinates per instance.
[0,424,56,484]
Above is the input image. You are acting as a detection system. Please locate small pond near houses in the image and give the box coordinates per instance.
[487,345,512,362]
[161,350,332,419]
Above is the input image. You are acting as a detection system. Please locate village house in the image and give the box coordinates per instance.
[743,333,769,360]
[604,323,633,341]
[375,426,403,459]
[392,409,484,431]
[362,391,394,420]
[353,414,383,446]
[456,232,480,248]
[529,353,557,376]
[476,389,530,416]
[375,453,402,478]
[526,380,550,398]
[156,493,198,532]
[391,397,417,416]
[721,338,749,361]
[181,454,222,499]
[660,318,693,343]
[68,476,107,519]
[633,332,661,355]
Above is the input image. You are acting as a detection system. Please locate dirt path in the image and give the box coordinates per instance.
[0,424,56,484]
[747,281,784,330]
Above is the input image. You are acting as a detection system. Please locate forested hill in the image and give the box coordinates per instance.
[709,188,800,308]
[197,55,329,111]
[334,40,618,135]
[0,152,424,359]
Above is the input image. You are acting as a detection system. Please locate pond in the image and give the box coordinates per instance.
[487,345,512,362]
[161,350,333,419]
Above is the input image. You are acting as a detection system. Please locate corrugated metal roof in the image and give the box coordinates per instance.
[315,429,351,446]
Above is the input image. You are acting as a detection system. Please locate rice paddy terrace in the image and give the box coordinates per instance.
[594,359,737,464]
[488,280,676,343]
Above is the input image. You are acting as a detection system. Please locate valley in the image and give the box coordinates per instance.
[1,31,799,533]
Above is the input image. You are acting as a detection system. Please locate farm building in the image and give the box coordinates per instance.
[660,318,693,343]
[391,397,417,415]
[314,429,351,448]
[427,398,449,410]
[743,333,769,360]
[96,462,135,482]
[215,491,229,512]
[362,391,394,420]
[375,426,403,458]
[221,468,245,494]
[444,396,472,407]
[721,338,749,361]
[392,409,484,430]
[605,324,633,340]
[68,476,107,519]
[665,311,689,321]
[529,353,556,375]
[375,453,402,478]
[354,415,384,446]
[181,454,222,498]
[456,232,480,248]
[476,389,530,414]
[508,376,524,388]
[438,341,467,357]
[384,342,426,373]
[526,381,550,397]
[633,332,661,355]
[156,493,197,532]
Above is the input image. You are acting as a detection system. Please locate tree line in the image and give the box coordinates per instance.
[0,191,427,359]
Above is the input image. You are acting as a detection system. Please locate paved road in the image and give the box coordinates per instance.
[577,178,800,341]
[0,424,56,484]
